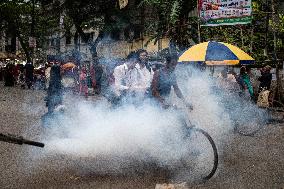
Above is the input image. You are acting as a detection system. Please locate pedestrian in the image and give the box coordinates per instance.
[235,66,254,101]
[24,62,34,89]
[216,68,239,93]
[122,53,149,104]
[4,63,15,87]
[135,49,154,96]
[79,65,88,97]
[112,52,138,104]
[258,65,272,93]
[93,61,104,95]
[137,49,152,71]
[99,64,117,104]
[13,64,19,85]
[61,63,77,94]
[46,65,63,114]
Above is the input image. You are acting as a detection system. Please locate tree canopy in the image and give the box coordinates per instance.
[0,0,61,62]
[1,0,283,63]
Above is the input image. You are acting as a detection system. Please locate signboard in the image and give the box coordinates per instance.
[198,0,252,26]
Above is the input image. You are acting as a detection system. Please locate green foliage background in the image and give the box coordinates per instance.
[141,0,284,64]
[0,0,283,64]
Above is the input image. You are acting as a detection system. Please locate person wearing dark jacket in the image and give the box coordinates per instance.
[46,65,63,114]
[258,65,272,93]
[25,62,34,89]
[4,63,15,86]
[151,55,192,109]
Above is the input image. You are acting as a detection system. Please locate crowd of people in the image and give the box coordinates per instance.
[216,65,273,107]
[44,49,190,113]
[0,49,274,114]
[0,62,45,90]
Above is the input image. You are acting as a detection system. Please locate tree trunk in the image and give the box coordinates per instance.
[271,0,283,105]
[89,30,104,64]
[17,34,31,63]
[249,27,254,54]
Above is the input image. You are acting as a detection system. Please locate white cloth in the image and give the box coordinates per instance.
[113,63,153,96]
[124,64,153,94]
[113,63,129,96]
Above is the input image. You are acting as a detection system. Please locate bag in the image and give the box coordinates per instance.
[257,90,270,108]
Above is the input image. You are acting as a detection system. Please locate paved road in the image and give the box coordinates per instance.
[0,82,283,189]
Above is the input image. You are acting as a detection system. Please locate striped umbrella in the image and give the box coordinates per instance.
[178,41,254,65]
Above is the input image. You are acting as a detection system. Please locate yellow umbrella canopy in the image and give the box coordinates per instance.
[178,41,254,65]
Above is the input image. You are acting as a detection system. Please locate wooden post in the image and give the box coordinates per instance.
[197,0,201,43]
[198,19,201,43]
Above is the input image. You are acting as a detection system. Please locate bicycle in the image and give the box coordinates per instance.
[164,105,219,182]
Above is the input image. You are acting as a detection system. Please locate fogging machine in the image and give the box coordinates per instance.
[0,133,44,148]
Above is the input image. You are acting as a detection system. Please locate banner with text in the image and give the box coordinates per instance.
[198,0,252,26]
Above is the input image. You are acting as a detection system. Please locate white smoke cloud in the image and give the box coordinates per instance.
[27,64,269,183]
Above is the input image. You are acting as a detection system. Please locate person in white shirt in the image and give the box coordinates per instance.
[112,51,154,105]
[113,52,138,97]
[135,49,154,95]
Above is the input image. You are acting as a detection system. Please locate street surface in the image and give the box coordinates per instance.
[0,82,283,189]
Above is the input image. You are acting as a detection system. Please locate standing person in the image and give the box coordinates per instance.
[18,64,26,89]
[235,66,254,101]
[13,63,19,85]
[122,53,149,104]
[25,62,34,89]
[112,52,137,98]
[79,65,88,97]
[61,63,77,94]
[246,67,257,92]
[46,65,63,114]
[4,63,15,86]
[136,49,154,96]
[137,49,151,72]
[93,61,104,95]
[151,55,192,109]
[216,69,239,93]
[258,65,272,93]
[90,62,96,94]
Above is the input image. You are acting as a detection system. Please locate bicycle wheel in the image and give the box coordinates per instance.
[171,127,218,182]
